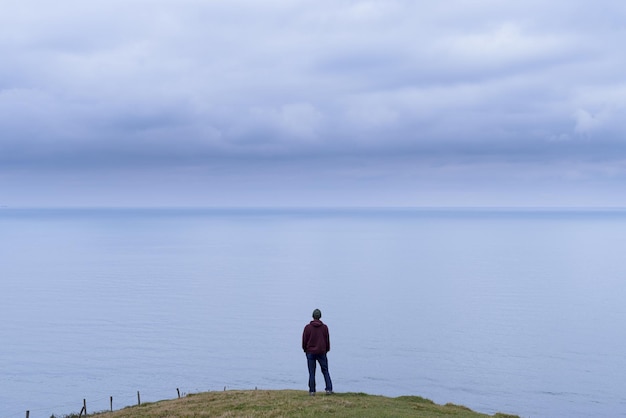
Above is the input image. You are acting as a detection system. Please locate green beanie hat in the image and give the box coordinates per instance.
[312,309,322,319]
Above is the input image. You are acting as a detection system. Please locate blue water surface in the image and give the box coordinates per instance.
[1,208,625,417]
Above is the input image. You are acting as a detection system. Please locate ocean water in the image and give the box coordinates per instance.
[1,208,626,417]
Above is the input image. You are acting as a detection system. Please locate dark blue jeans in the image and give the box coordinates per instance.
[306,352,333,393]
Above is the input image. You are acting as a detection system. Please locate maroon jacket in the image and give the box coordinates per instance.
[302,319,330,354]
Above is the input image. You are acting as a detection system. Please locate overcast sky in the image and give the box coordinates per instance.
[1,0,626,207]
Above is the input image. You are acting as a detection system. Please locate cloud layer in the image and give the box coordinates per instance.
[2,0,626,206]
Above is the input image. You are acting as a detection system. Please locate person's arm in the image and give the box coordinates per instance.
[325,326,331,352]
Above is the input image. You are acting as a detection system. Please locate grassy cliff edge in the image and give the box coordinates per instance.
[87,389,520,417]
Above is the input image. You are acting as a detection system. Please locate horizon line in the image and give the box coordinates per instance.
[3,205,626,212]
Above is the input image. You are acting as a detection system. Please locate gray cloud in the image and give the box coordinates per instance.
[1,0,626,206]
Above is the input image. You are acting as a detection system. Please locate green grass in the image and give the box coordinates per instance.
[87,390,519,417]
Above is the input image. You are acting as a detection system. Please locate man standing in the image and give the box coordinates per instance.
[302,308,333,395]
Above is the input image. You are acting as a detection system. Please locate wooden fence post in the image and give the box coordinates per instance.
[137,391,141,406]
[110,396,113,411]
[83,399,87,415]
[26,411,29,418]
[177,388,181,398]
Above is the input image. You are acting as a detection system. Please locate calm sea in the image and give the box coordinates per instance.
[1,208,625,417]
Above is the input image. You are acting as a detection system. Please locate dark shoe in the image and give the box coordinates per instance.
[325,390,334,395]
[309,392,315,396]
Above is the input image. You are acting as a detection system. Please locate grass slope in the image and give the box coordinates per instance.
[90,390,520,418]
